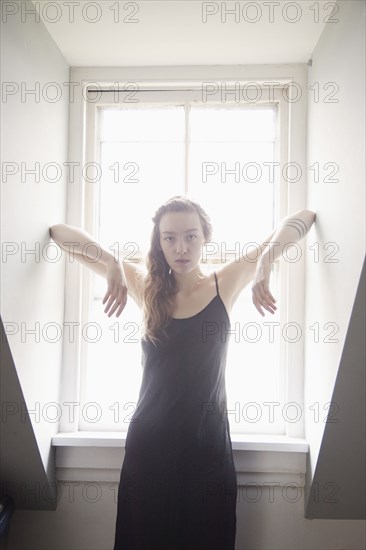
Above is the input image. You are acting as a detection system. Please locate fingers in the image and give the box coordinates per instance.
[252,281,277,316]
[115,291,128,318]
[105,292,127,317]
[103,283,128,317]
[102,284,112,305]
[253,296,276,316]
[111,287,128,318]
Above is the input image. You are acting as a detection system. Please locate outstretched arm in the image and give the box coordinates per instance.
[49,224,117,266]
[216,209,316,316]
[49,224,128,317]
[252,209,316,316]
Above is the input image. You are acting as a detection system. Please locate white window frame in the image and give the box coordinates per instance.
[59,67,307,445]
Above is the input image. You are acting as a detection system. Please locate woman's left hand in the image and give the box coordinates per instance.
[251,255,277,316]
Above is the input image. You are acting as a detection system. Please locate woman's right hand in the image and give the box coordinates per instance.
[102,260,128,318]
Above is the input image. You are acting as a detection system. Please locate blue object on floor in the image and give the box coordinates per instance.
[0,496,15,550]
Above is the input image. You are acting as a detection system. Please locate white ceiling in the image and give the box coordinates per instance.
[31,0,330,66]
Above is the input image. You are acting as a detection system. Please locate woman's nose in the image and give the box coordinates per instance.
[175,241,187,254]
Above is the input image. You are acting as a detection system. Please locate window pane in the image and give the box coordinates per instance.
[79,293,143,431]
[189,141,275,244]
[98,140,185,256]
[226,277,285,435]
[98,105,185,257]
[189,105,276,249]
[190,106,276,142]
[100,106,185,142]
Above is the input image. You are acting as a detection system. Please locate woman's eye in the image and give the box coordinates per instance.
[164,235,196,242]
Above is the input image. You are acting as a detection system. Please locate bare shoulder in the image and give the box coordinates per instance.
[122,260,147,309]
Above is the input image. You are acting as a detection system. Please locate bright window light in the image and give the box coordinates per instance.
[79,102,283,434]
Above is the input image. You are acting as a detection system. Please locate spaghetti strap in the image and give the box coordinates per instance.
[214,271,220,297]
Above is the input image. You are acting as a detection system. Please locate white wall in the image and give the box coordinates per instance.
[306,257,365,518]
[7,481,366,550]
[303,0,366,509]
[1,0,69,476]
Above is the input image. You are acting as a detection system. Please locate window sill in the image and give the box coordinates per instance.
[52,432,308,486]
[52,431,308,452]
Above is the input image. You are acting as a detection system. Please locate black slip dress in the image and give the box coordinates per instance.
[113,271,237,550]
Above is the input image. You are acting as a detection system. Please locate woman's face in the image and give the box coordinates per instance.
[159,211,205,273]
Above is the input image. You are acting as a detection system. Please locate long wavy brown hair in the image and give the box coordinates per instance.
[139,195,213,347]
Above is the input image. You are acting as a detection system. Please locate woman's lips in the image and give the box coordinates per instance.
[175,259,190,264]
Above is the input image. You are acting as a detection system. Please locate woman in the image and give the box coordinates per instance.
[50,195,316,550]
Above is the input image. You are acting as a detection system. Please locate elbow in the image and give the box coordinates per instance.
[301,210,316,229]
[287,210,316,232]
[49,223,65,239]
[303,209,316,220]
[288,209,316,227]
[50,223,64,230]
[49,224,57,237]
